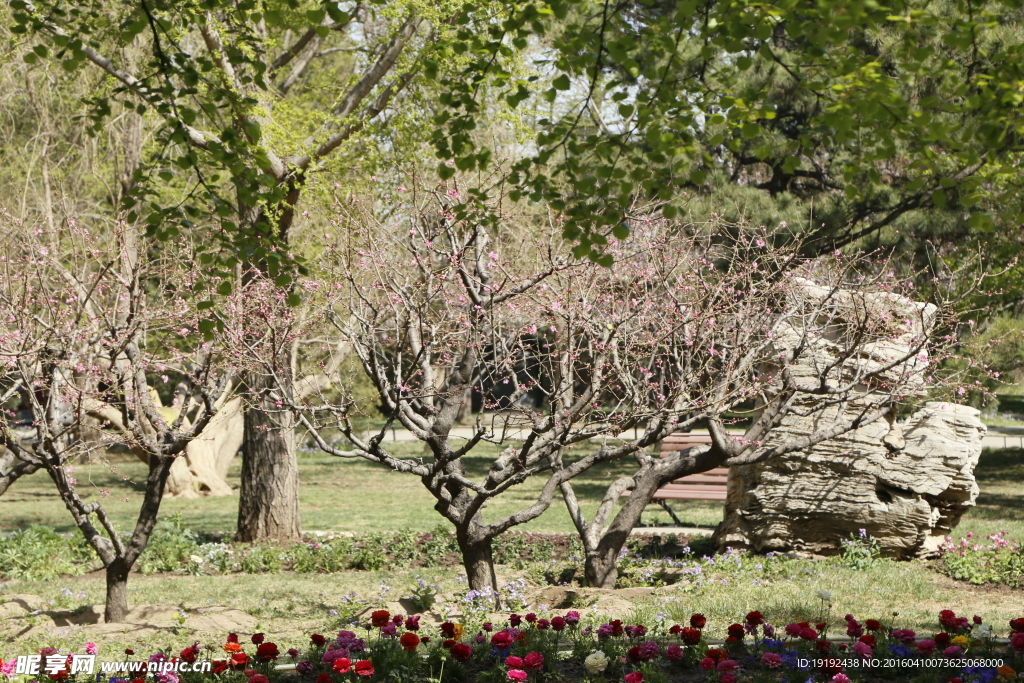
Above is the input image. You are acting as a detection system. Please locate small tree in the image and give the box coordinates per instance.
[561,253,968,587]
[0,213,238,621]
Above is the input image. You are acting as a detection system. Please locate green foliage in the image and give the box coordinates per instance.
[0,526,94,581]
[420,524,460,567]
[238,542,285,574]
[290,536,354,573]
[429,0,1024,270]
[939,531,1024,587]
[137,513,201,574]
[840,529,882,571]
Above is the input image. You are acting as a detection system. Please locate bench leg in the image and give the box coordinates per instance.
[656,499,685,526]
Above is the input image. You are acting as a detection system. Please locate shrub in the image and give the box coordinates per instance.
[939,531,1024,587]
[138,513,201,574]
[840,529,881,570]
[0,526,93,580]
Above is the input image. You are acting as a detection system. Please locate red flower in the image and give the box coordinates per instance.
[680,627,701,645]
[865,619,882,631]
[627,647,641,664]
[405,616,421,632]
[442,639,455,650]
[256,643,280,662]
[551,617,566,631]
[690,614,707,629]
[509,614,522,627]
[950,679,964,683]
[935,633,952,647]
[523,652,544,671]
[800,627,818,641]
[1011,618,1024,633]
[816,622,827,631]
[333,657,352,674]
[610,620,624,636]
[727,624,745,640]
[179,647,198,664]
[451,644,472,662]
[316,674,332,683]
[229,653,249,670]
[720,676,735,683]
[624,673,644,683]
[400,633,420,652]
[717,660,739,674]
[746,611,764,626]
[1011,632,1024,652]
[491,632,514,650]
[131,679,145,683]
[311,634,327,647]
[125,650,135,656]
[859,635,877,647]
[250,675,269,683]
[705,648,728,663]
[668,625,682,635]
[940,610,960,631]
[536,619,550,630]
[211,662,228,675]
[505,656,523,669]
[354,660,374,678]
[699,658,715,671]
[251,633,265,645]
[371,611,391,628]
[524,613,537,623]
[440,622,457,638]
[227,633,240,644]
[816,639,831,653]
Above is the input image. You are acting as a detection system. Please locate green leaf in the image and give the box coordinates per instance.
[217,281,233,295]
[438,162,456,179]
[552,74,571,90]
[197,301,215,310]
[612,223,630,239]
[274,274,292,287]
[931,189,947,207]
[286,293,302,307]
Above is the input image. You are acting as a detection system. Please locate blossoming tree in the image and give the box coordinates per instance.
[261,188,954,599]
[0,213,242,621]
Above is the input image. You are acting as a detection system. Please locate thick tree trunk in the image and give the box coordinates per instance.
[456,529,499,606]
[104,557,130,623]
[236,367,301,542]
[584,551,619,589]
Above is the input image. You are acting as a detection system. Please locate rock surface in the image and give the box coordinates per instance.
[714,402,986,558]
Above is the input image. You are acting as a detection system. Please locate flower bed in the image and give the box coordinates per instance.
[5,607,1024,683]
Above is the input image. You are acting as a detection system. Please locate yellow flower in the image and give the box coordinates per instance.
[452,624,465,642]
[951,635,969,647]
[997,665,1016,681]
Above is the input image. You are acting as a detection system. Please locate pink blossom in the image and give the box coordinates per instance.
[85,643,97,655]
[852,641,872,659]
[506,670,527,682]
[917,639,937,655]
[831,675,851,683]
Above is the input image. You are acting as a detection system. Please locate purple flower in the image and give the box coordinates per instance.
[564,611,580,626]
[296,661,314,675]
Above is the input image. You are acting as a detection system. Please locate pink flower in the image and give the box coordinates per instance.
[624,673,644,683]
[852,642,872,659]
[717,659,739,673]
[831,675,851,683]
[762,653,782,669]
[505,656,523,669]
[506,671,528,682]
[944,646,964,657]
[664,645,683,662]
[917,639,937,655]
[784,623,803,637]
[699,657,715,670]
[85,643,97,655]
[523,652,544,671]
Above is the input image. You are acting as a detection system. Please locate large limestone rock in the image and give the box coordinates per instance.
[714,402,986,558]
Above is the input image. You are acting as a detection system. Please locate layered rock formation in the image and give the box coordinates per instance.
[714,402,986,558]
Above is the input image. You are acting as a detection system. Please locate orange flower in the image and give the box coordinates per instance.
[224,642,243,654]
[997,665,1016,681]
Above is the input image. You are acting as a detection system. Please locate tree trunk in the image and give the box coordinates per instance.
[584,550,619,589]
[104,557,130,623]
[456,528,499,606]
[236,366,301,542]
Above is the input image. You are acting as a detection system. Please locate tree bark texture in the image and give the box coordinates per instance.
[104,557,130,623]
[457,528,499,602]
[236,368,301,542]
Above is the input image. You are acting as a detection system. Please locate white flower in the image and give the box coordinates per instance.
[584,651,609,674]
[189,555,204,564]
[816,590,833,602]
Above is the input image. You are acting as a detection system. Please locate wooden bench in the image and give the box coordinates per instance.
[623,433,729,525]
